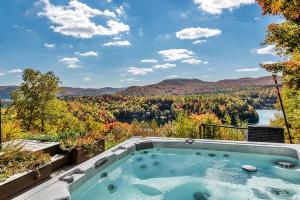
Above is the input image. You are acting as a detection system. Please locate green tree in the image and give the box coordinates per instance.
[258,0,300,142]
[258,0,300,89]
[11,68,60,132]
[174,112,195,138]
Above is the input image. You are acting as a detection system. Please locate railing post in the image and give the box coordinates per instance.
[272,74,293,144]
[199,125,202,139]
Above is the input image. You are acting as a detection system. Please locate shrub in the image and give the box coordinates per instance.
[0,144,51,182]
[191,112,223,139]
[59,131,104,157]
[1,121,23,142]
[1,109,24,142]
[174,112,196,138]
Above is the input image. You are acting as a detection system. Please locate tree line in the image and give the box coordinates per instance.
[1,68,281,143]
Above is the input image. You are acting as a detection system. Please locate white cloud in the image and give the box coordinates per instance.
[79,51,98,57]
[119,73,126,76]
[141,59,158,63]
[0,73,4,76]
[176,27,221,40]
[255,45,276,56]
[120,78,140,82]
[203,75,209,78]
[8,69,22,73]
[112,36,121,40]
[235,67,259,72]
[194,0,255,14]
[203,61,209,64]
[44,43,55,48]
[261,61,277,65]
[182,59,202,64]
[166,74,178,79]
[59,57,80,68]
[38,0,129,38]
[153,63,176,69]
[193,40,206,44]
[126,62,176,76]
[128,67,153,75]
[115,5,125,16]
[158,49,195,61]
[103,40,131,46]
[84,76,91,81]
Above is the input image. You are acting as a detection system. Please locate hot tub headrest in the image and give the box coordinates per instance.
[135,141,153,151]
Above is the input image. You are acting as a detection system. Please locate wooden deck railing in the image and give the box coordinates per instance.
[199,123,247,141]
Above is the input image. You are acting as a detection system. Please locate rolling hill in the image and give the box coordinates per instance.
[118,76,281,96]
[0,76,280,99]
[59,87,122,97]
[0,86,122,99]
[0,86,18,99]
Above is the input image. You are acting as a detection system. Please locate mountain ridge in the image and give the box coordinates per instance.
[0,86,122,99]
[0,76,281,99]
[118,76,281,96]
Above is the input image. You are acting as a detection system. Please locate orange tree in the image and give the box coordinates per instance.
[257,0,300,88]
[257,0,300,142]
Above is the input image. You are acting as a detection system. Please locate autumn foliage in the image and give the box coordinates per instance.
[258,0,300,142]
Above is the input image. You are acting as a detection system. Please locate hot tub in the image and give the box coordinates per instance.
[17,137,300,200]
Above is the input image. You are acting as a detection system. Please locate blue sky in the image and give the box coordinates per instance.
[0,0,281,88]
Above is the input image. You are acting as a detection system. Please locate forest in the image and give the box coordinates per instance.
[0,68,283,148]
[65,89,277,126]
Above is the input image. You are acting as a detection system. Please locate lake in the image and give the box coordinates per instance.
[256,109,281,125]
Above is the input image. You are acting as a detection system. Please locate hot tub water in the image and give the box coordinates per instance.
[71,148,300,200]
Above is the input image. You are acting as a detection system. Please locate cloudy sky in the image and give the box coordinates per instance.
[0,0,281,88]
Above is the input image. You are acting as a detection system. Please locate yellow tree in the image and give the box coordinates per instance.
[11,68,60,133]
[257,0,300,142]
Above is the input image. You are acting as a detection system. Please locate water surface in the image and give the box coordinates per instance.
[256,109,281,125]
[71,148,300,200]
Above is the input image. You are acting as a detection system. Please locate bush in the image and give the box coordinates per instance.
[0,144,51,182]
[1,109,24,142]
[23,131,104,157]
[191,112,222,139]
[172,112,195,138]
[1,121,23,142]
[59,131,104,157]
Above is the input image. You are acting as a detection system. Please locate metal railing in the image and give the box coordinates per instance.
[199,123,247,141]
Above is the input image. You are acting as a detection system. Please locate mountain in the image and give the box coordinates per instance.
[0,76,281,98]
[0,86,18,99]
[216,76,278,86]
[0,86,122,99]
[59,87,122,97]
[118,76,281,96]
